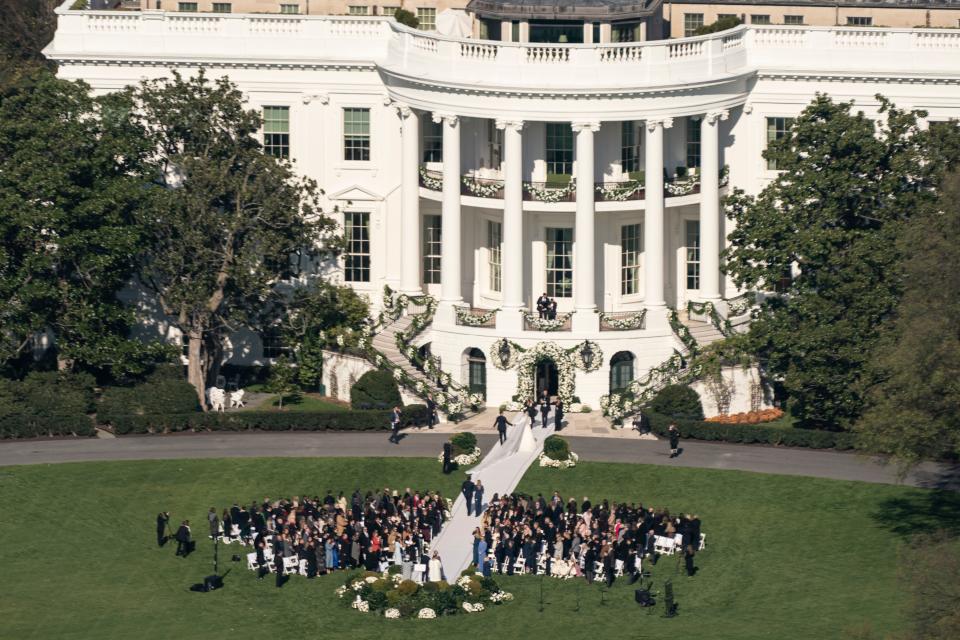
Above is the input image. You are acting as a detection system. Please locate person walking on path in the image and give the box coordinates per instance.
[442,442,453,474]
[539,394,551,429]
[388,406,402,444]
[473,480,485,516]
[461,477,476,516]
[175,520,192,557]
[426,396,437,429]
[554,399,564,431]
[207,507,219,540]
[156,511,170,547]
[494,409,512,444]
[525,399,538,427]
[668,423,680,458]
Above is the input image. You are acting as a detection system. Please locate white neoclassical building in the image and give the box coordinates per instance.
[46,0,960,413]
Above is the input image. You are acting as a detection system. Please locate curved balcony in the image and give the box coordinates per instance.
[419,166,728,205]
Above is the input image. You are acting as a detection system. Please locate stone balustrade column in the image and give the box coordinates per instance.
[644,117,673,310]
[700,109,728,300]
[398,104,421,294]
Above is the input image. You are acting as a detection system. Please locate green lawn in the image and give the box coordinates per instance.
[265,393,348,412]
[0,458,953,639]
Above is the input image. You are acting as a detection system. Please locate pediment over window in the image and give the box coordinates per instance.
[329,184,383,202]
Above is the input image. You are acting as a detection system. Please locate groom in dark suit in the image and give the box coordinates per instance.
[461,477,476,516]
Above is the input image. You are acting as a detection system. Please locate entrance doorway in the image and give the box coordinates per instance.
[536,359,559,398]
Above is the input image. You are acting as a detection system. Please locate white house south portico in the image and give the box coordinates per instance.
[45,0,960,413]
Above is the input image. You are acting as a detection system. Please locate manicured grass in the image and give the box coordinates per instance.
[0,458,953,639]
[266,393,348,412]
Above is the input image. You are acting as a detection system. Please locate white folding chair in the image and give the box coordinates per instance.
[299,559,309,576]
[699,533,706,551]
[614,559,624,577]
[246,552,259,571]
[282,556,299,575]
[634,556,643,575]
[674,533,684,550]
[593,561,605,582]
[513,554,526,575]
[412,563,427,584]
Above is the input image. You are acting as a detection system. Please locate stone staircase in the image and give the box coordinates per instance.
[370,316,442,394]
[681,318,727,348]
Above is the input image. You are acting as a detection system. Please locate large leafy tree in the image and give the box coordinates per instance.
[723,94,960,430]
[856,171,960,465]
[131,71,337,406]
[0,70,168,377]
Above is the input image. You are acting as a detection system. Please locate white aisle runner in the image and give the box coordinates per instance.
[430,411,557,579]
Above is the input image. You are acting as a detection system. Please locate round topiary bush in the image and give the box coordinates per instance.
[650,384,704,421]
[450,431,477,456]
[543,435,571,461]
[350,369,402,410]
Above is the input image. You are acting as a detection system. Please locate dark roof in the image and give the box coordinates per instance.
[467,0,663,21]
[665,0,960,7]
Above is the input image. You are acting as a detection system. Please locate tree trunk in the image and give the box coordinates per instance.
[187,327,208,412]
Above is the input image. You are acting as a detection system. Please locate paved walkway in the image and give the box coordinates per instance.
[0,428,957,490]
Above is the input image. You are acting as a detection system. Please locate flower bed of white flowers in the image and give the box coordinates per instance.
[538,450,579,469]
[337,569,512,620]
[437,446,481,466]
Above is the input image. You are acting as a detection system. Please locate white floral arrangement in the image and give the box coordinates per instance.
[596,180,643,201]
[526,179,575,203]
[539,451,579,469]
[438,446,481,466]
[462,176,503,198]
[597,309,647,331]
[520,309,574,332]
[569,403,583,413]
[419,167,443,191]
[456,575,474,591]
[335,585,349,598]
[491,339,604,408]
[489,591,514,603]
[417,608,437,619]
[384,608,401,619]
[352,597,370,612]
[364,576,378,584]
[455,306,499,327]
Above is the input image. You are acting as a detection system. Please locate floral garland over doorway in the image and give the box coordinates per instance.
[489,339,602,408]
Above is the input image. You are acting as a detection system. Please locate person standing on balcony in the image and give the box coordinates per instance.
[537,292,550,319]
[548,298,558,320]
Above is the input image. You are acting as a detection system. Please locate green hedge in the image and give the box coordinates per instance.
[0,372,97,439]
[98,367,199,423]
[350,369,402,410]
[646,412,856,450]
[450,431,477,456]
[0,414,95,439]
[109,410,395,435]
[543,435,571,461]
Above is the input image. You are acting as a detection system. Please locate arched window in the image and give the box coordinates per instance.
[609,351,635,393]
[465,348,487,399]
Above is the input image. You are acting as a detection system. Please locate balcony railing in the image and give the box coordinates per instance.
[421,167,728,203]
[521,309,574,332]
[454,306,498,328]
[599,309,647,331]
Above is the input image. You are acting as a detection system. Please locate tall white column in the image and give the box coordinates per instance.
[435,112,462,305]
[699,110,728,300]
[398,105,421,294]
[497,120,524,328]
[644,117,673,310]
[572,121,600,314]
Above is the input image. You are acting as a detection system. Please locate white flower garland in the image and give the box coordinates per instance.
[455,306,499,327]
[489,591,514,603]
[597,309,647,330]
[461,176,503,198]
[419,167,443,191]
[595,180,643,201]
[437,446,482,466]
[538,451,579,469]
[525,179,575,203]
[520,309,574,332]
[489,340,603,408]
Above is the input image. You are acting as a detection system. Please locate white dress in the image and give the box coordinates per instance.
[428,557,443,582]
[392,540,403,566]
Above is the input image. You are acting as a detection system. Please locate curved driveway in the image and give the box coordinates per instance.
[0,431,956,490]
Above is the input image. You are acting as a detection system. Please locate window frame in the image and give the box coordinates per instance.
[343,107,372,162]
[621,121,641,175]
[621,223,642,296]
[343,211,371,283]
[212,2,232,12]
[765,116,794,171]
[685,219,701,291]
[783,15,804,25]
[545,227,573,299]
[545,122,573,177]
[487,219,502,294]
[750,14,771,25]
[262,105,290,159]
[683,13,705,37]
[417,7,437,31]
[261,326,292,360]
[846,16,873,26]
[421,114,443,164]
[279,4,300,14]
[178,2,198,11]
[686,117,701,169]
[422,214,442,285]
[348,5,369,15]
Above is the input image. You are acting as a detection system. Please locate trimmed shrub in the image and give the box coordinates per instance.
[98,367,198,423]
[450,431,477,456]
[0,372,96,439]
[108,410,393,435]
[543,435,571,461]
[401,404,429,426]
[646,412,857,450]
[350,369,402,410]
[650,384,704,421]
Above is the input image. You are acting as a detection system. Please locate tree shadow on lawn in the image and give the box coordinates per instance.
[871,486,960,538]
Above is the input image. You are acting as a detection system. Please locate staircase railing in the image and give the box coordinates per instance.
[686,300,733,337]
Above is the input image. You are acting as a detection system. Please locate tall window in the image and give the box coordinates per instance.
[621,121,640,175]
[487,119,503,169]
[488,220,502,293]
[846,16,873,26]
[545,228,573,298]
[621,223,641,295]
[766,116,794,170]
[423,215,442,284]
[280,4,299,14]
[417,8,436,30]
[609,352,635,392]
[686,117,701,169]
[178,2,197,11]
[751,15,771,25]
[344,212,371,282]
[545,123,573,177]
[262,106,290,159]
[422,115,442,163]
[382,6,400,16]
[343,107,370,161]
[212,3,231,12]
[784,15,804,25]
[684,13,704,37]
[348,5,368,15]
[261,327,291,359]
[685,220,700,290]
